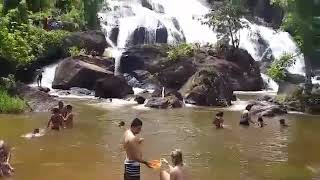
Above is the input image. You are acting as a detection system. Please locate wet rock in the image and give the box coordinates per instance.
[156,26,168,43]
[248,100,287,117]
[145,95,183,109]
[179,69,233,107]
[141,0,153,10]
[134,96,146,104]
[95,76,134,98]
[16,83,58,112]
[64,30,108,56]
[53,56,113,90]
[109,26,120,46]
[38,86,50,93]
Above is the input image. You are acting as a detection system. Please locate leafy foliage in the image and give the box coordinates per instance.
[68,46,85,56]
[168,43,195,61]
[267,53,297,81]
[203,0,248,48]
[0,88,26,113]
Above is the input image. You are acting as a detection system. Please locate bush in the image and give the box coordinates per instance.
[68,46,85,56]
[267,53,297,81]
[168,43,195,61]
[0,89,26,113]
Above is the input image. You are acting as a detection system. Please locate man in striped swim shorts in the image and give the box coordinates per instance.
[123,118,151,180]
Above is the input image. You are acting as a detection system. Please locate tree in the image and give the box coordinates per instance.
[82,0,103,30]
[272,0,320,93]
[203,0,248,48]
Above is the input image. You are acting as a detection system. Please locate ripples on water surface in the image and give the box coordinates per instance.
[0,99,320,180]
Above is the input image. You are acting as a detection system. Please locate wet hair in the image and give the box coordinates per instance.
[119,121,125,127]
[58,101,64,107]
[171,149,183,166]
[33,128,40,134]
[216,111,224,117]
[279,119,286,125]
[52,108,60,114]
[245,104,253,111]
[131,118,143,128]
[66,105,72,110]
[258,116,264,122]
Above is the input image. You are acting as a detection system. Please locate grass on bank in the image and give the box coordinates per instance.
[0,89,26,114]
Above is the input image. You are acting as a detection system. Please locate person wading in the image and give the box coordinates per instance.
[122,118,151,180]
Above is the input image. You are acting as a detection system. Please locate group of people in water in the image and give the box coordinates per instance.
[213,104,289,129]
[1,102,290,180]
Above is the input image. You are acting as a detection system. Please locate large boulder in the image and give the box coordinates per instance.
[145,95,183,109]
[179,69,233,107]
[248,100,287,117]
[52,56,113,90]
[63,30,108,56]
[95,76,134,98]
[16,83,58,112]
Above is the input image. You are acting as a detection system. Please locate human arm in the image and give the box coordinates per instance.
[47,117,52,128]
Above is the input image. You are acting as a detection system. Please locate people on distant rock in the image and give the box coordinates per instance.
[160,149,190,180]
[213,111,224,129]
[123,118,151,180]
[63,105,74,128]
[240,105,255,126]
[0,140,14,177]
[257,115,266,128]
[47,108,64,131]
[279,119,289,128]
[36,70,43,87]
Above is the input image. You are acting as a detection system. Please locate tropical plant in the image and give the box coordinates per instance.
[267,53,298,81]
[203,0,248,48]
[168,43,195,61]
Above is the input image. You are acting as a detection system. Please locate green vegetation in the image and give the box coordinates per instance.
[0,89,26,113]
[271,0,320,92]
[203,0,248,48]
[267,53,297,81]
[168,43,195,61]
[68,46,85,56]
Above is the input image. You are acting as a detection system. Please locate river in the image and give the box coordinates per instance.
[1,98,320,180]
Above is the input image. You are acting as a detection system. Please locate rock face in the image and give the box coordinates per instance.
[64,30,108,56]
[180,69,233,106]
[16,83,58,112]
[95,76,134,98]
[248,100,287,117]
[145,95,183,109]
[52,56,113,90]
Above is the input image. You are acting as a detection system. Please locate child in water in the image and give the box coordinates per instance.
[213,111,224,129]
[160,149,190,180]
[257,116,266,128]
[279,119,289,128]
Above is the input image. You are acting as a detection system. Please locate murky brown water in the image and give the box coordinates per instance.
[1,99,320,180]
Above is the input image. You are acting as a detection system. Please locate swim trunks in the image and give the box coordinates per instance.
[124,160,140,180]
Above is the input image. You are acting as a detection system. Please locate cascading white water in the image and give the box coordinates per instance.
[261,73,279,92]
[30,64,58,89]
[99,0,307,90]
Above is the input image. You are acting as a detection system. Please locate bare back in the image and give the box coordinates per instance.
[123,130,142,161]
[171,166,190,180]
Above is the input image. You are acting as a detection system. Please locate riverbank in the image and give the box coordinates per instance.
[1,99,320,179]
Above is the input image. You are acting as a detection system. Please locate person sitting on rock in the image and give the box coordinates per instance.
[279,119,289,128]
[63,105,74,128]
[240,105,255,126]
[0,140,14,177]
[47,108,64,131]
[213,111,224,129]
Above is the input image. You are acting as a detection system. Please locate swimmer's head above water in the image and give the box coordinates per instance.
[33,128,40,134]
[171,149,183,166]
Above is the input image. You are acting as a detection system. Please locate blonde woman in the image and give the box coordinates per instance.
[160,149,190,180]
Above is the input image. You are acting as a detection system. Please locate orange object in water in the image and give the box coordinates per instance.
[149,160,161,169]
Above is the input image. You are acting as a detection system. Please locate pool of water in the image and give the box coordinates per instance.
[1,99,320,180]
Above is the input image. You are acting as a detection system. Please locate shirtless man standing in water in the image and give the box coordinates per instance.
[123,118,151,180]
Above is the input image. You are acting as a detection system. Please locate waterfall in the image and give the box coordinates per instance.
[30,63,58,89]
[261,73,279,92]
[99,0,306,82]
